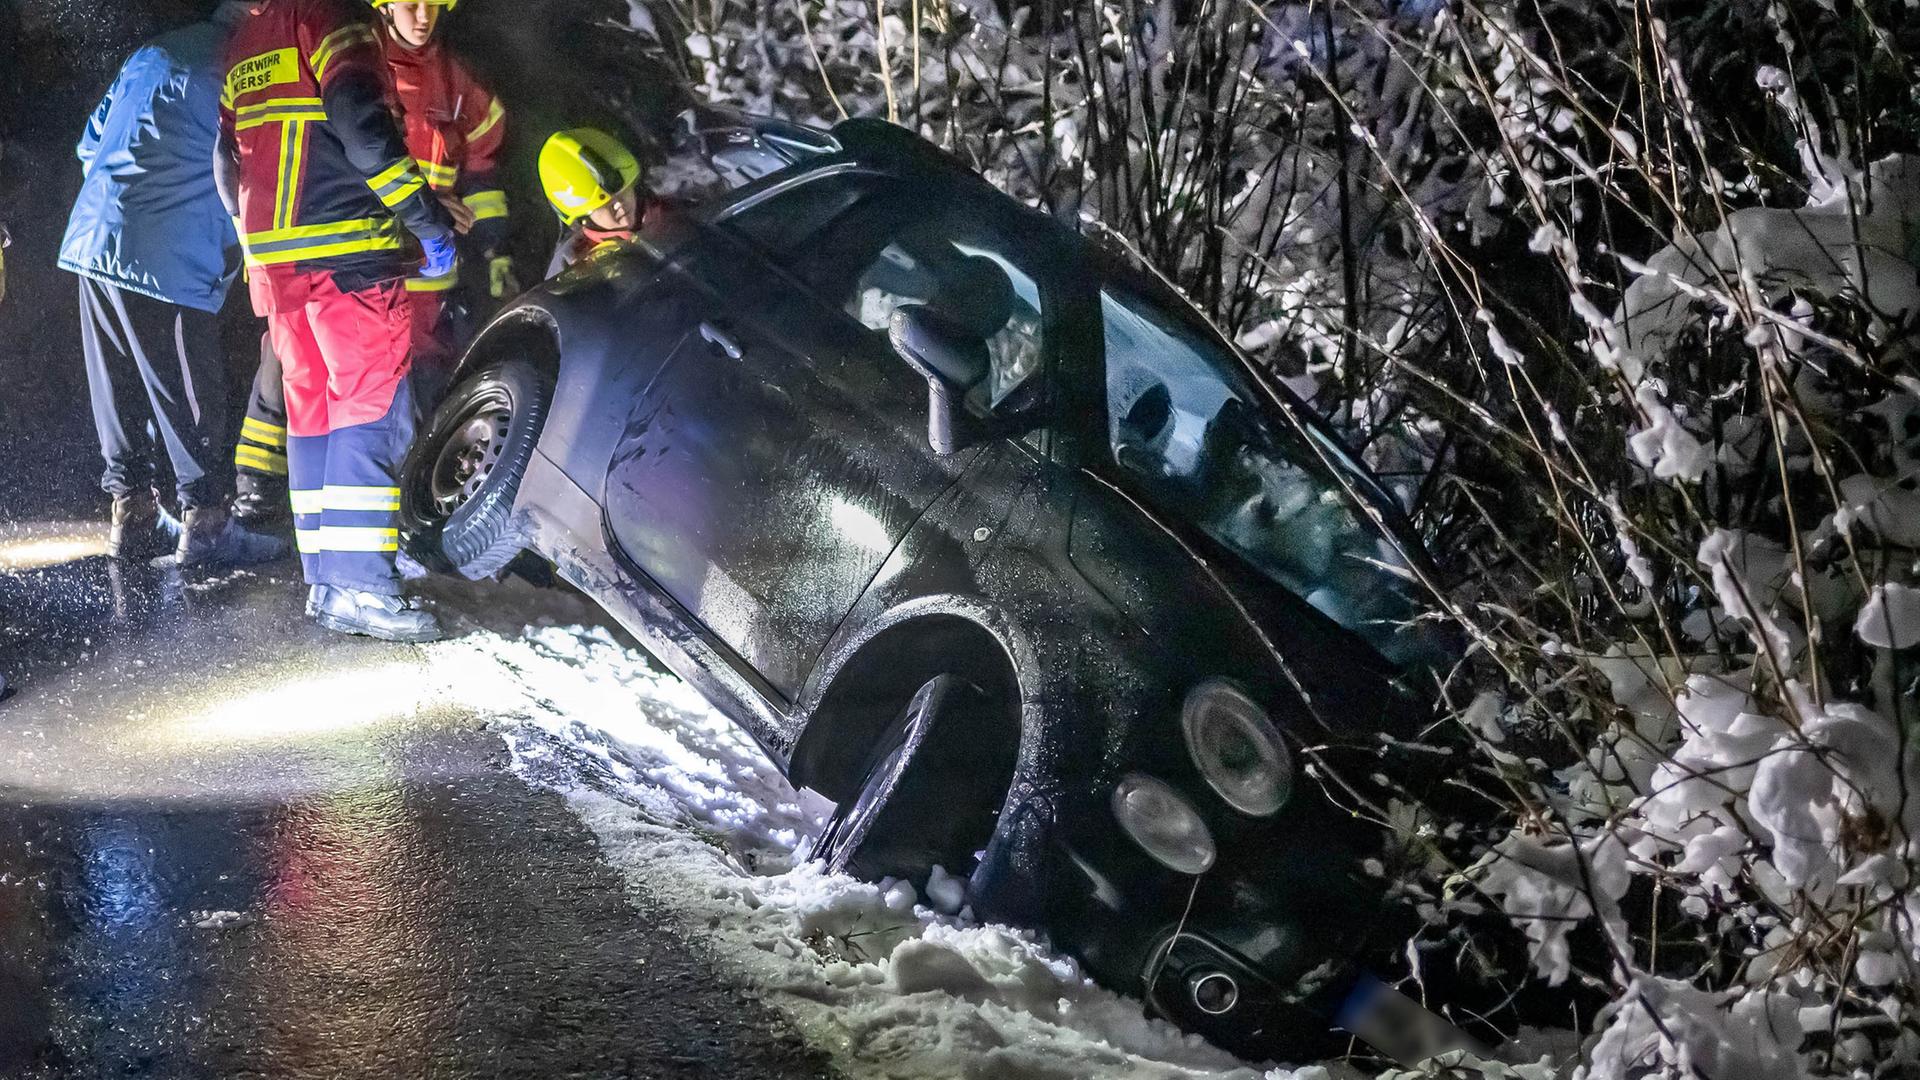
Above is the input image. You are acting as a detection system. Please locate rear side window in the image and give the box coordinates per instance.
[718,169,894,255]
[1099,282,1429,665]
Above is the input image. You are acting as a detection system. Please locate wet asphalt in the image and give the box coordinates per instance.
[0,532,836,1080]
[0,3,834,1075]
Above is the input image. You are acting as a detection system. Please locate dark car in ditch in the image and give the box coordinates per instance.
[401,114,1452,1059]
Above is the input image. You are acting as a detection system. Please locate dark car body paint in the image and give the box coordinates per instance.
[602,222,983,704]
[438,119,1441,1059]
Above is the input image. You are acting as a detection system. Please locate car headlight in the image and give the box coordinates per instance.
[1112,774,1216,875]
[1181,680,1293,817]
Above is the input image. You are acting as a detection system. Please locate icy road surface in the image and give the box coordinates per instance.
[438,623,1337,1080]
[0,525,1323,1079]
[0,543,830,1079]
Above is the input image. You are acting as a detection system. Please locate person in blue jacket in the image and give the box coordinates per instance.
[58,0,284,569]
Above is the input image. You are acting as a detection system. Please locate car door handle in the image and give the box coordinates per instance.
[699,321,743,360]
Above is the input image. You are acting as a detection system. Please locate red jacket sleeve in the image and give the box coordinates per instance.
[453,62,509,256]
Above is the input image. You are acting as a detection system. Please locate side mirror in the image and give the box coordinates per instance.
[889,306,987,456]
[1110,384,1174,476]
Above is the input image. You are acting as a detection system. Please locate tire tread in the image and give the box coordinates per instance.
[402,359,552,577]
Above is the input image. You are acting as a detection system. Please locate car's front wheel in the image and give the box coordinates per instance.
[400,359,551,579]
[812,674,1011,888]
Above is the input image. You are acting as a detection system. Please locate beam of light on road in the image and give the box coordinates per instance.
[170,663,435,745]
[0,532,109,571]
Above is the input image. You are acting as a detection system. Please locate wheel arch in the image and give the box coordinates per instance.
[458,304,564,382]
[790,606,1028,805]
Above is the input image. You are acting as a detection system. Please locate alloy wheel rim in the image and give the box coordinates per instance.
[827,738,911,871]
[429,392,512,517]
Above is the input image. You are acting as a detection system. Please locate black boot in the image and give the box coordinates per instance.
[310,585,443,643]
[107,491,178,560]
[232,471,288,526]
[156,505,289,569]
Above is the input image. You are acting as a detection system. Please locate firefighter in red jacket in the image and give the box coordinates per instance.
[539,128,676,276]
[230,0,509,521]
[376,0,513,395]
[215,0,455,641]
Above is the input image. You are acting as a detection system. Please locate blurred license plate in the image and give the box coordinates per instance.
[1337,975,1487,1067]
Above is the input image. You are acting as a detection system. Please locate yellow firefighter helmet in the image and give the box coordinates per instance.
[539,128,642,226]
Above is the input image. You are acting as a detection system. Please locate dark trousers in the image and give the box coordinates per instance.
[232,332,288,478]
[235,332,290,480]
[78,276,231,510]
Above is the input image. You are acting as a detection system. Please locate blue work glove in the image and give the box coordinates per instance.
[419,233,458,279]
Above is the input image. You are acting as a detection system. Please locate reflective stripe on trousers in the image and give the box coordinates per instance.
[286,384,412,593]
[234,412,289,476]
[238,332,288,479]
[262,272,414,595]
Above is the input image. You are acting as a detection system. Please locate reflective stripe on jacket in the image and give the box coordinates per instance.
[219,0,450,285]
[379,30,509,296]
[57,10,246,314]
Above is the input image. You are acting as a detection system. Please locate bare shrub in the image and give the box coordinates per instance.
[627,0,1920,1072]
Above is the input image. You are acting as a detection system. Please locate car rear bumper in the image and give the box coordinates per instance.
[1039,786,1388,1061]
[1140,929,1353,1059]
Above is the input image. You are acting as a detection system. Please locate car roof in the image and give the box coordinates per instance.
[831,118,976,179]
[829,119,1062,224]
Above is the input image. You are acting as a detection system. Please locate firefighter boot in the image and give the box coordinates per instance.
[232,471,289,527]
[160,506,291,569]
[311,586,442,643]
[107,491,179,560]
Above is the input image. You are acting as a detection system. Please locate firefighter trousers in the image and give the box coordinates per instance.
[237,282,462,479]
[254,272,414,596]
[78,276,231,510]
[233,333,289,481]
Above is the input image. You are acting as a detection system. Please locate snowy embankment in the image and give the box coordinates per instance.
[426,623,1337,1080]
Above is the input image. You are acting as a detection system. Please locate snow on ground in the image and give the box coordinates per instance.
[423,623,1340,1080]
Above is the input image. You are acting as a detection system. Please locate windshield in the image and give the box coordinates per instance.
[1099,282,1432,666]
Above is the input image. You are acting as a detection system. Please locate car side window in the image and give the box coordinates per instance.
[786,203,1049,410]
[718,168,891,255]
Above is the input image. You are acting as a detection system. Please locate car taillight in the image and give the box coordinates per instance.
[1111,774,1216,875]
[1181,680,1293,817]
